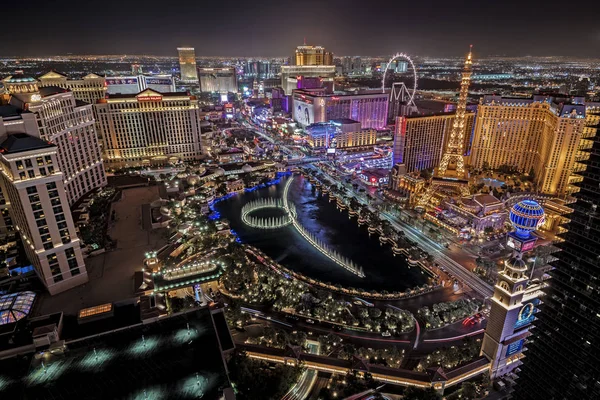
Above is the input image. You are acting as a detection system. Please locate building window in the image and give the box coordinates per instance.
[25,159,32,168]
[16,161,24,170]
[26,186,38,195]
[43,242,53,250]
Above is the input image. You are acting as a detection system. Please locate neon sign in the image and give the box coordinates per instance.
[137,95,163,102]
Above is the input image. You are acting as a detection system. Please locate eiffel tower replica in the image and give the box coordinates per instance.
[418,46,473,207]
[438,45,472,178]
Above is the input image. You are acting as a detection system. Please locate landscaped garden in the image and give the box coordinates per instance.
[417,298,483,330]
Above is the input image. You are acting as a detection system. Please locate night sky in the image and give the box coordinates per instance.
[5,0,600,57]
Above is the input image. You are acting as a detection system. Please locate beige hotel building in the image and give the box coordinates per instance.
[37,71,107,104]
[8,85,107,205]
[469,95,589,196]
[94,89,204,167]
[0,133,87,294]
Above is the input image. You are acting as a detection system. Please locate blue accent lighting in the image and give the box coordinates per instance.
[509,199,545,239]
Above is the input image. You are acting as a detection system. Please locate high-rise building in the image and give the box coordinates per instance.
[469,95,587,196]
[94,89,204,167]
[292,89,388,129]
[393,113,475,173]
[342,56,363,76]
[438,46,473,178]
[177,47,198,83]
[295,44,333,66]
[513,114,600,400]
[37,71,107,104]
[8,87,107,205]
[0,133,87,295]
[280,65,336,95]
[0,105,40,235]
[198,68,237,93]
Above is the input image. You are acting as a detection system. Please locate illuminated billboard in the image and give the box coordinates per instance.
[506,236,522,251]
[145,78,173,86]
[507,232,537,252]
[293,97,314,127]
[506,339,524,356]
[521,240,536,252]
[106,77,138,85]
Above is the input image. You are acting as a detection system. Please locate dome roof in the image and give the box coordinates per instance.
[510,199,544,238]
[505,256,527,272]
[0,291,35,325]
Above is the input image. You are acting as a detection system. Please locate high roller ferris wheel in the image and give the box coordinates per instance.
[381,53,418,107]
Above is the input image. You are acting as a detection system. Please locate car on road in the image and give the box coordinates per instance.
[306,319,315,324]
[381,331,391,337]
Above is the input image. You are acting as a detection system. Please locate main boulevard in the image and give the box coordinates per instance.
[311,162,494,299]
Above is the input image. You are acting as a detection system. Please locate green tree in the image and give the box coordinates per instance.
[403,387,441,400]
[227,352,303,400]
[461,382,478,399]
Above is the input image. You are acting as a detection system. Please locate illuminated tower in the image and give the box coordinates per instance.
[437,46,473,177]
[481,200,545,379]
[177,47,198,83]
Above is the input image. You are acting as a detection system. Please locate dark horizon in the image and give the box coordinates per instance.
[3,0,600,58]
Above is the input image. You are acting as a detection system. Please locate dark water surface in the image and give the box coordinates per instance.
[215,176,428,292]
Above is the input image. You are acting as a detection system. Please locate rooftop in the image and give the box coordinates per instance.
[3,75,36,83]
[330,118,360,125]
[0,291,35,326]
[0,104,23,118]
[0,133,55,155]
[106,88,190,100]
[39,85,69,97]
[0,307,232,399]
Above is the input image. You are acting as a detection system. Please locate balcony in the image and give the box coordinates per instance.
[572,162,587,173]
[569,174,584,183]
[566,185,581,194]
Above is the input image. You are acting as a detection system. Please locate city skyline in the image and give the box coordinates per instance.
[4,0,600,58]
[0,6,598,398]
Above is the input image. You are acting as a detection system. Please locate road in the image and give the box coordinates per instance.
[311,163,493,299]
[381,212,493,298]
[282,342,320,400]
